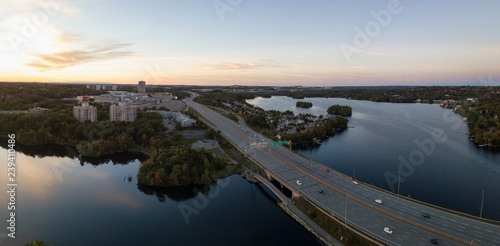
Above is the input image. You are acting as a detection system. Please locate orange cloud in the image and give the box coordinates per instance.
[25,43,134,72]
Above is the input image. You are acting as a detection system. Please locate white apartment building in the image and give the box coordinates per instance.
[110,102,137,122]
[73,102,97,122]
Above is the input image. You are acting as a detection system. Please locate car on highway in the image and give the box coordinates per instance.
[430,239,440,244]
[383,227,393,234]
[296,180,302,186]
[324,169,330,172]
[423,213,431,219]
[319,190,325,195]
[375,199,383,204]
[352,181,358,185]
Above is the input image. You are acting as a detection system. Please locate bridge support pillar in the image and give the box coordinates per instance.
[292,191,301,198]
[264,170,274,181]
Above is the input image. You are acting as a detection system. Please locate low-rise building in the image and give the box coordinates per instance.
[147,110,196,126]
[28,107,48,116]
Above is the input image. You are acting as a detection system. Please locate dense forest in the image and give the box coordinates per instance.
[0,104,169,156]
[296,101,313,108]
[280,86,491,103]
[137,144,227,186]
[193,91,256,108]
[456,97,500,146]
[0,82,100,110]
[0,82,232,187]
[327,104,352,117]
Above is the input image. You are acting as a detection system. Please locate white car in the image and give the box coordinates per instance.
[352,181,358,185]
[296,180,302,186]
[375,199,383,204]
[384,227,393,234]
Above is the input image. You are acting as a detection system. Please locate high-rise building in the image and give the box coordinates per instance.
[138,81,146,93]
[73,102,97,122]
[110,102,137,122]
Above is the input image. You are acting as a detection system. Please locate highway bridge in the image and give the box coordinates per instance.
[184,96,500,246]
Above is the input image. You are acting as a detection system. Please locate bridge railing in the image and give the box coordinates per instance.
[215,131,400,245]
[192,102,408,245]
[303,194,400,246]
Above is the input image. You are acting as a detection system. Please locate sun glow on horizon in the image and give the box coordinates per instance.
[0,0,499,86]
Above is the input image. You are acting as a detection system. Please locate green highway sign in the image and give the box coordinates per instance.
[271,140,290,146]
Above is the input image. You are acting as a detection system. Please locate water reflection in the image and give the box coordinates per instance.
[0,144,320,246]
[79,153,148,166]
[0,138,73,158]
[0,137,147,166]
[137,182,217,202]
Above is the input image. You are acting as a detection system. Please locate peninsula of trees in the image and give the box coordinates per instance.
[137,144,227,186]
[327,105,352,117]
[296,101,313,108]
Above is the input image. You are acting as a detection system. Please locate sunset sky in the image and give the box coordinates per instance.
[0,0,499,86]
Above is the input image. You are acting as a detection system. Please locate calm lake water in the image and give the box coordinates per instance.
[247,96,500,221]
[0,143,319,246]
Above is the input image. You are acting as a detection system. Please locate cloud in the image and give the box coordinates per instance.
[206,61,262,71]
[255,58,279,64]
[25,43,134,71]
[289,64,309,68]
[340,75,354,79]
[362,51,406,57]
[205,59,309,71]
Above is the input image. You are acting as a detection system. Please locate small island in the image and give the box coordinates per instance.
[296,101,313,108]
[327,104,352,117]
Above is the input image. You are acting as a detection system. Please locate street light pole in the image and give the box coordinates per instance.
[480,190,484,218]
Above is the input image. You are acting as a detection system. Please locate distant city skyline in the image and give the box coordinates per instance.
[0,0,499,86]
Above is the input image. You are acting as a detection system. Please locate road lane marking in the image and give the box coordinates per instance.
[192,101,485,246]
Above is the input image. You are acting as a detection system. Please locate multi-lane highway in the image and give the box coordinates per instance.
[184,96,500,246]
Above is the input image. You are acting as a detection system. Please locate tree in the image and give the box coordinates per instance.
[205,128,215,139]
[327,105,352,116]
